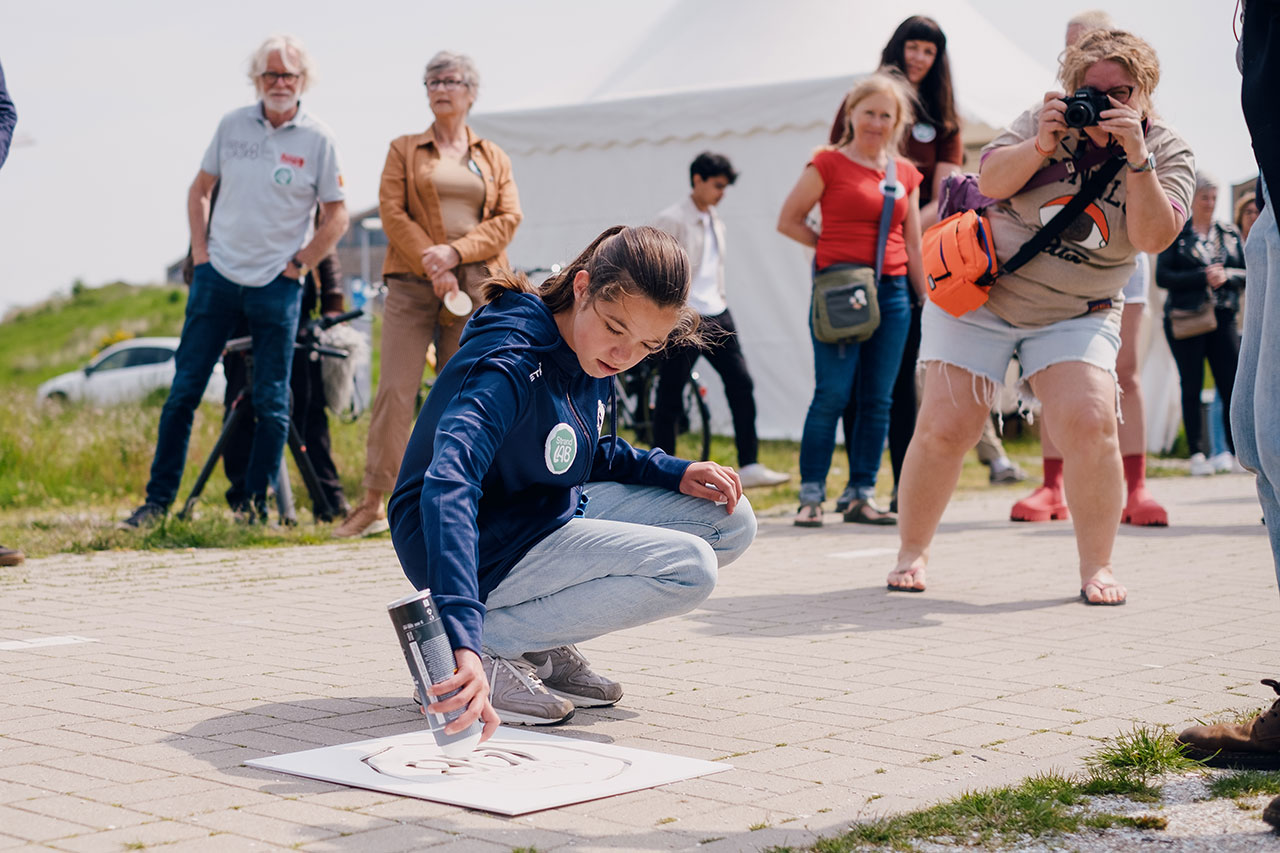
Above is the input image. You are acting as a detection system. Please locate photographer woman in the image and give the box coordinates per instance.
[891,30,1194,604]
[388,226,755,732]
[1156,172,1246,475]
[778,71,926,527]
[336,51,522,539]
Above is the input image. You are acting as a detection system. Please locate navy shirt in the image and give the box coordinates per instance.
[388,290,690,656]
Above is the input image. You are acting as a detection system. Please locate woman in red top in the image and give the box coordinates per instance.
[778,72,927,527]
[830,17,998,517]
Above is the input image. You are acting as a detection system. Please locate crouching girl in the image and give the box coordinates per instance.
[388,225,757,740]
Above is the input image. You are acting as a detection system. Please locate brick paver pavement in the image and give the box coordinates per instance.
[1,473,1275,851]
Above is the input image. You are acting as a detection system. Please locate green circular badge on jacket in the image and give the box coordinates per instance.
[544,423,577,475]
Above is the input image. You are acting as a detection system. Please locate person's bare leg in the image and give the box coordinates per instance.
[1030,362,1126,603]
[1116,303,1167,525]
[891,362,993,590]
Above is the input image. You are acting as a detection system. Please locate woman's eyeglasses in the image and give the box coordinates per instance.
[425,78,467,91]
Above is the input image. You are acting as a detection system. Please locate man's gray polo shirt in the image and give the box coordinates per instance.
[199,103,345,287]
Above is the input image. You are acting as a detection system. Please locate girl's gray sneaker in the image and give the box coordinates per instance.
[522,645,623,708]
[481,654,575,725]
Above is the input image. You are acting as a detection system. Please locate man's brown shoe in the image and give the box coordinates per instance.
[1265,795,1280,832]
[0,545,24,567]
[1176,678,1280,769]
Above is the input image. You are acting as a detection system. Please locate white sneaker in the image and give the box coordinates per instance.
[738,463,790,488]
[1210,451,1237,474]
[1189,452,1214,477]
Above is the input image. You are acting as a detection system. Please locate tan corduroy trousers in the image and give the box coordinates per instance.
[361,263,487,493]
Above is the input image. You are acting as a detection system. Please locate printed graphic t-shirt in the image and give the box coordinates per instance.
[200,103,345,287]
[981,107,1194,328]
[811,150,923,275]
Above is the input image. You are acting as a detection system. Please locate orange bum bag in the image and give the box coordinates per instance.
[922,210,997,317]
[922,151,1129,318]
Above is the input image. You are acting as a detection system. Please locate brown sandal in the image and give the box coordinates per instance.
[843,499,897,525]
[794,503,823,528]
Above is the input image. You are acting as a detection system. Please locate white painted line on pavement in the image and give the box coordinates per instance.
[0,635,99,651]
[826,548,897,560]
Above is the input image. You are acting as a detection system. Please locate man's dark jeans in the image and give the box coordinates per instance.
[144,263,302,508]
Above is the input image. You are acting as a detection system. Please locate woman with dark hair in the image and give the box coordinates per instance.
[830,15,960,225]
[388,225,756,735]
[829,17,1022,516]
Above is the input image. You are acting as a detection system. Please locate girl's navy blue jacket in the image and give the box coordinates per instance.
[388,289,690,657]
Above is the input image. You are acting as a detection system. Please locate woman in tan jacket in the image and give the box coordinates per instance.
[336,50,521,538]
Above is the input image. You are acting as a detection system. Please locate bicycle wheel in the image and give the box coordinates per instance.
[681,374,712,462]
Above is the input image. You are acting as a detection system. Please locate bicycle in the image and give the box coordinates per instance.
[611,358,712,462]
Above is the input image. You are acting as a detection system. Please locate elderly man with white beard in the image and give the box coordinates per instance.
[122,34,349,528]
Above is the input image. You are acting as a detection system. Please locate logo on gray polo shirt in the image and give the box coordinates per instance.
[272,166,295,185]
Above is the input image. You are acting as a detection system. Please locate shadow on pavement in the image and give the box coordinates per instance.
[687,589,1069,636]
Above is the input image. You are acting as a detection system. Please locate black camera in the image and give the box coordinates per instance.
[1061,87,1113,128]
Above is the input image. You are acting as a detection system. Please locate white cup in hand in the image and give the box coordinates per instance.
[444,291,473,316]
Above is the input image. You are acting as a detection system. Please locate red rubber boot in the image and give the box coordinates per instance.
[1121,454,1168,526]
[1010,458,1069,522]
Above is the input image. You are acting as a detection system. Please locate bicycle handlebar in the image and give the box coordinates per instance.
[222,307,365,358]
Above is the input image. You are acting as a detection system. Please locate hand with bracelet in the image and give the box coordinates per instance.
[284,254,309,280]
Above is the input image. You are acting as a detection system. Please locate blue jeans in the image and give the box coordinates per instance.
[145,263,302,508]
[481,482,756,657]
[798,274,911,503]
[1230,177,1280,589]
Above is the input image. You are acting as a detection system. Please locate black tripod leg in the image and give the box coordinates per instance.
[287,423,334,522]
[273,454,297,525]
[178,395,247,520]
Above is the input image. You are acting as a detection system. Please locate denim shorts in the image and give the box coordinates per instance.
[918,299,1121,405]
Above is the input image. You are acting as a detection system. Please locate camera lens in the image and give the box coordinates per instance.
[1064,102,1093,128]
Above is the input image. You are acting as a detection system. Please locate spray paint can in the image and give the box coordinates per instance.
[386,589,482,756]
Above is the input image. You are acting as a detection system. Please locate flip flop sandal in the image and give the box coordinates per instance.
[794,503,823,528]
[1080,579,1127,606]
[887,568,926,593]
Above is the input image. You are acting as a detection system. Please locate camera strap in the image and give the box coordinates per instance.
[1000,154,1127,277]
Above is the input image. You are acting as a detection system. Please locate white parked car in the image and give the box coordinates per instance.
[37,337,227,406]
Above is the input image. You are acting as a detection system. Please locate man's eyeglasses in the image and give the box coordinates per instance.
[260,71,301,85]
[425,78,467,91]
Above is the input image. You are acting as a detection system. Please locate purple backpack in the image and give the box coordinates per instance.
[936,144,1123,220]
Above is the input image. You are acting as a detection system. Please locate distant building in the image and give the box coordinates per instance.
[337,206,387,289]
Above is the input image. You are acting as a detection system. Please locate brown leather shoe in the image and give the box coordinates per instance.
[1176,678,1280,768]
[0,545,24,567]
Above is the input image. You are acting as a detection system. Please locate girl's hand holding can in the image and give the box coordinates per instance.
[679,461,744,513]
[424,648,501,742]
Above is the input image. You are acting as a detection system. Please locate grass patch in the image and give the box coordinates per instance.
[1084,725,1203,785]
[1207,770,1280,799]
[790,727,1192,851]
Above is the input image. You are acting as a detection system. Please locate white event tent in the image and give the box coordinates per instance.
[471,0,1180,448]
